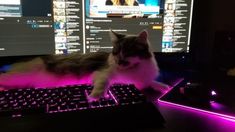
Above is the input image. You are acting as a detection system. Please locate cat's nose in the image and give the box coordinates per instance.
[118,60,129,66]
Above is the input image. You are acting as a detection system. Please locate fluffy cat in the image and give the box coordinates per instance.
[0,30,169,100]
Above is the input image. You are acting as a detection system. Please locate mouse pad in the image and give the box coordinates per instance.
[158,77,235,120]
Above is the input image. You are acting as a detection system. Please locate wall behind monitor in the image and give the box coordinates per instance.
[190,0,235,73]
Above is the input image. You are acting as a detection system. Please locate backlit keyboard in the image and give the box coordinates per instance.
[0,84,165,131]
[0,84,146,117]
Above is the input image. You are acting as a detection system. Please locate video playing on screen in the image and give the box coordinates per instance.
[88,0,160,18]
[0,0,194,56]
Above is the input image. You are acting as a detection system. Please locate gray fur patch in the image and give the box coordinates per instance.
[41,52,109,75]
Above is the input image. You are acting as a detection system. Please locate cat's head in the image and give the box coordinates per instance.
[109,30,152,69]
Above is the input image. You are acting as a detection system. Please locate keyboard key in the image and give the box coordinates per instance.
[48,104,58,112]
[91,101,100,107]
[100,100,108,106]
[68,102,77,110]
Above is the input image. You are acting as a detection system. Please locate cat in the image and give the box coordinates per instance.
[0,30,170,101]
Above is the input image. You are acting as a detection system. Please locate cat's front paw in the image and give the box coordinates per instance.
[87,93,110,102]
[87,95,100,102]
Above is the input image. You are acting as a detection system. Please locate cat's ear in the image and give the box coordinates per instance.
[137,30,148,43]
[109,30,125,43]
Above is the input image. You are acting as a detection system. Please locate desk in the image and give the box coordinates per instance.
[156,101,235,132]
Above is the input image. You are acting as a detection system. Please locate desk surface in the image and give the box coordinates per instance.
[156,102,235,132]
[155,74,235,132]
[1,72,235,132]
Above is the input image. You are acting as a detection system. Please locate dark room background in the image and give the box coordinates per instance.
[191,0,235,72]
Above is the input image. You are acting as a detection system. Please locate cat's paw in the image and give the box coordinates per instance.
[87,93,110,102]
[87,95,100,102]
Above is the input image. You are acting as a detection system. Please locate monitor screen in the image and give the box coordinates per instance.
[0,0,194,57]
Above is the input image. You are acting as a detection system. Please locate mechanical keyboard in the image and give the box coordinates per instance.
[0,84,164,131]
[0,84,147,116]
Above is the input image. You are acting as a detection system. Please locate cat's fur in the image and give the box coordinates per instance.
[0,30,169,100]
[227,67,235,76]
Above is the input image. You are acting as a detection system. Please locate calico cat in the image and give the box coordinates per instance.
[0,30,169,100]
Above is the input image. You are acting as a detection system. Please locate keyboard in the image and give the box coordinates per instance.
[0,84,146,116]
[0,84,164,131]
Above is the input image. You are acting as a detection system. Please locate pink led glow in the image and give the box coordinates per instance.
[221,117,235,123]
[108,90,118,104]
[158,100,235,131]
[209,101,226,110]
[0,71,135,89]
[158,99,235,121]
[157,79,235,122]
[158,78,185,99]
[0,65,155,91]
[211,90,217,96]
[0,71,93,89]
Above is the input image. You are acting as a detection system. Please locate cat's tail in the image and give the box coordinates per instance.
[0,69,94,90]
[0,64,67,90]
[0,57,47,90]
[7,57,45,73]
[0,72,35,90]
[0,55,99,90]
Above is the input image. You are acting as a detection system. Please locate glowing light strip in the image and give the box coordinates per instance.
[221,117,235,123]
[109,90,118,105]
[158,99,235,121]
[157,78,235,122]
[158,77,185,100]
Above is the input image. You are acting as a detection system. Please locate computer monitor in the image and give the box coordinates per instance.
[0,0,194,57]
